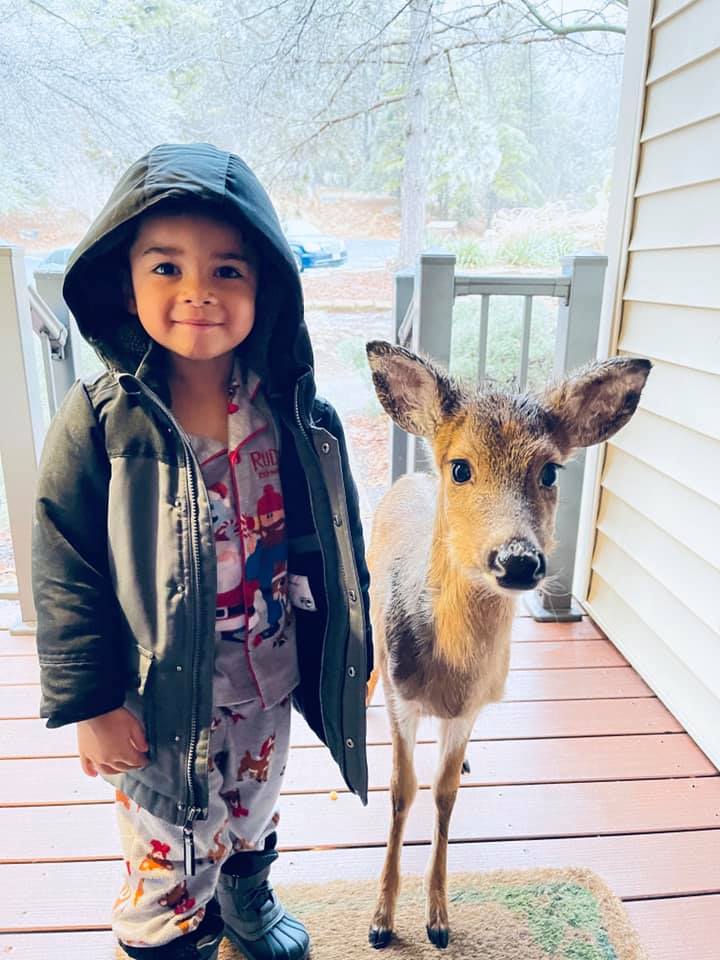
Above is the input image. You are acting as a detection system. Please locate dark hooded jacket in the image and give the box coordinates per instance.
[32,143,371,832]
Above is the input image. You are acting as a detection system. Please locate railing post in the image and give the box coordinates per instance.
[0,246,45,629]
[409,250,456,473]
[390,268,415,483]
[526,252,608,622]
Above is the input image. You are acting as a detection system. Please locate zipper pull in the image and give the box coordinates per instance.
[183,807,200,876]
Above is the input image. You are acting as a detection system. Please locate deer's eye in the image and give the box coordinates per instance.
[451,460,472,484]
[540,463,560,488]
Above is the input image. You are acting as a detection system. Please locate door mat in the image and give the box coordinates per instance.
[218,867,646,959]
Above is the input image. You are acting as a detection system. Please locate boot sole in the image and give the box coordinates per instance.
[224,923,310,960]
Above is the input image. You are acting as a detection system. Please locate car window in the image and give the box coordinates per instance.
[283,219,322,236]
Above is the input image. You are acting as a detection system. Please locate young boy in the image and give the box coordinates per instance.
[32,142,372,959]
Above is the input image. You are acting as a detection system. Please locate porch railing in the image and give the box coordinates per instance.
[0,242,607,629]
[391,250,608,622]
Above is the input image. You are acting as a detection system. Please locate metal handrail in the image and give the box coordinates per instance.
[29,286,68,357]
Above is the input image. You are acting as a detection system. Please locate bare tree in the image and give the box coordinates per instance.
[234,0,626,265]
[0,0,194,214]
[0,0,626,266]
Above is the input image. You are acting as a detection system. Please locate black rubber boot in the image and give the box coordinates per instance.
[119,897,224,959]
[217,834,310,960]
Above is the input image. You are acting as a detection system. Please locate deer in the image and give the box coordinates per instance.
[364,340,651,950]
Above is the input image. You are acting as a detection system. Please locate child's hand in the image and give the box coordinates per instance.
[77,706,149,777]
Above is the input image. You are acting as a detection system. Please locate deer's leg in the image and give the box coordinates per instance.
[425,714,475,948]
[369,697,420,949]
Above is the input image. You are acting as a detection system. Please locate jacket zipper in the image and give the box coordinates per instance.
[121,376,205,875]
[182,439,203,876]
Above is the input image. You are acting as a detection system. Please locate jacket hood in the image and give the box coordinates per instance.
[63,142,312,400]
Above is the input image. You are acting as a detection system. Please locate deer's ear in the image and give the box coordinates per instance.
[366,341,462,437]
[541,356,652,451]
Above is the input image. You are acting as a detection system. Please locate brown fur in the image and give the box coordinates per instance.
[365,341,651,949]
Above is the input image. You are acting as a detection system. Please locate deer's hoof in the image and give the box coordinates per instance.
[462,758,471,774]
[426,924,450,949]
[369,925,393,949]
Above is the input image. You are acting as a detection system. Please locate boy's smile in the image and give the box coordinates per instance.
[127,211,258,364]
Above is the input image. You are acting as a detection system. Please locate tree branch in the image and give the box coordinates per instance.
[514,0,626,36]
[27,0,89,43]
[266,93,405,183]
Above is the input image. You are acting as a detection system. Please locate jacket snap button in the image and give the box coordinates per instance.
[333,514,343,527]
[176,583,185,594]
[174,735,181,742]
[174,498,182,509]
[347,666,356,678]
[348,589,357,602]
[346,738,355,749]
[320,442,330,454]
[176,665,183,672]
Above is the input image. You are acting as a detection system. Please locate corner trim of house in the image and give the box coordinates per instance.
[574,0,655,605]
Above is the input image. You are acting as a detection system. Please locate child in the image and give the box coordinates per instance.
[32,142,372,960]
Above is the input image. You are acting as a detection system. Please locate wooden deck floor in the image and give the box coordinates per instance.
[1,609,718,959]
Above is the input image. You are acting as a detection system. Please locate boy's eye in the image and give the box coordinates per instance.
[152,262,179,276]
[216,265,243,279]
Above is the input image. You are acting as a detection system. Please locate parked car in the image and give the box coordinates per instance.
[282,218,347,272]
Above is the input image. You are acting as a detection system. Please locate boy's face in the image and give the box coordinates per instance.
[127,211,257,363]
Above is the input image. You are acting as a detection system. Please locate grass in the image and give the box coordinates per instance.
[495,230,577,268]
[450,296,555,392]
[443,228,581,270]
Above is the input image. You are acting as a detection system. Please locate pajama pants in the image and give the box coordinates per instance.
[112,695,291,949]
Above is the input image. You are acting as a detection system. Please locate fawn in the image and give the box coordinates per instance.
[364,340,651,949]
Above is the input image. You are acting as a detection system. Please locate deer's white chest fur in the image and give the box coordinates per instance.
[369,473,514,720]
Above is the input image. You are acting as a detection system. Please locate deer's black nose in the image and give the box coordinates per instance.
[489,540,546,591]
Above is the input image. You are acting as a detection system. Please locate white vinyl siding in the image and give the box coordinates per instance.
[586,0,720,766]
[642,47,720,140]
[635,114,720,195]
[647,0,720,82]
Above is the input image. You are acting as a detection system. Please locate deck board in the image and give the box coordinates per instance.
[510,618,604,641]
[626,894,720,960]
[0,667,655,724]
[0,657,41,685]
[0,685,41,718]
[0,618,605,654]
[0,931,117,959]
[1,734,714,806]
[509,639,626,668]
[2,831,720,931]
[0,605,716,959]
[0,698,684,758]
[0,643,629,688]
[3,777,720,862]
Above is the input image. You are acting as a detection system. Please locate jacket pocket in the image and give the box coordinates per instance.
[135,645,156,759]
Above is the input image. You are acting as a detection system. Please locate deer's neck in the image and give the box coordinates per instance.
[427,508,513,671]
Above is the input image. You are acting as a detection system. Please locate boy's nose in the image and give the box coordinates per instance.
[182,292,217,306]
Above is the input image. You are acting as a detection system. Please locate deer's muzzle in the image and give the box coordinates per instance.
[488,539,546,592]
